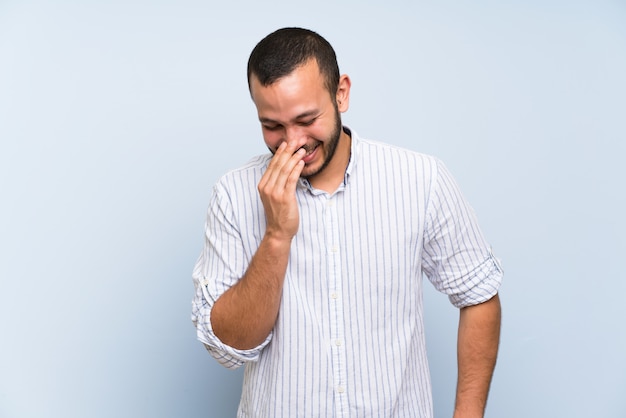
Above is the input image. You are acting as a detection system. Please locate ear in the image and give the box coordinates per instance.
[336,74,351,113]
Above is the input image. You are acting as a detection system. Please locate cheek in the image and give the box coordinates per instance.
[262,131,283,151]
[306,123,332,142]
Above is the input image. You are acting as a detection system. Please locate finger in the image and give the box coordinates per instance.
[261,141,290,187]
[268,141,297,168]
[279,147,305,186]
[284,159,305,193]
[264,143,305,189]
[259,142,288,190]
[268,147,304,193]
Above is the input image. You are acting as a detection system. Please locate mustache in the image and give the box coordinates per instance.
[268,142,319,155]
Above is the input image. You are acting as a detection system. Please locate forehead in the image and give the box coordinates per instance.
[250,60,330,120]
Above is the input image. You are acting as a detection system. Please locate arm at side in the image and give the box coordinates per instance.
[454,293,501,418]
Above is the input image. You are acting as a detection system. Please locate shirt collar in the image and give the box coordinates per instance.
[343,125,358,186]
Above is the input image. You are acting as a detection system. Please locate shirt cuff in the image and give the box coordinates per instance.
[448,252,503,308]
[195,307,272,370]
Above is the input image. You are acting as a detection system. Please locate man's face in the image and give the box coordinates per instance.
[250,60,342,180]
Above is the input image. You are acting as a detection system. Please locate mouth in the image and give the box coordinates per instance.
[298,143,320,163]
[297,144,316,155]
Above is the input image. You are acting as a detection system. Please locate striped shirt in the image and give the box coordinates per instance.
[192,127,503,418]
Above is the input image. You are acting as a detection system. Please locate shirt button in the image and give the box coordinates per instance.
[335,339,342,346]
[337,386,345,394]
[331,292,338,300]
[331,245,339,253]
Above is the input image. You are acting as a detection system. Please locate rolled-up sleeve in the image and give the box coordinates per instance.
[422,159,503,308]
[191,181,271,369]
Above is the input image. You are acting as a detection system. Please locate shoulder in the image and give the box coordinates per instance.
[217,153,272,185]
[214,154,271,194]
[352,133,441,177]
[361,137,433,158]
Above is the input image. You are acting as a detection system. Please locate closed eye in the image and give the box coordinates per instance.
[262,124,282,131]
[298,117,317,127]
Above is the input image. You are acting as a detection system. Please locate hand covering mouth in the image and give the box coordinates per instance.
[297,143,319,156]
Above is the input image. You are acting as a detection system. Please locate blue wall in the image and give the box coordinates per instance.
[1,1,625,417]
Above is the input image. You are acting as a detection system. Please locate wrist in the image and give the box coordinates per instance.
[453,403,485,418]
[453,411,483,418]
[262,231,294,249]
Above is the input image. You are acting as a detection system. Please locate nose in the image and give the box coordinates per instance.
[284,126,307,147]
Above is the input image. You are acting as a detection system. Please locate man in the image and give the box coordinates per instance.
[192,27,503,418]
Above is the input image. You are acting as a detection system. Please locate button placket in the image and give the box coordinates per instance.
[324,194,347,413]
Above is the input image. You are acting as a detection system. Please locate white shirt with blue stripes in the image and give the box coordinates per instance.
[192,127,503,418]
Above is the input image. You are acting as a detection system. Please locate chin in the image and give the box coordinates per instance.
[300,163,324,179]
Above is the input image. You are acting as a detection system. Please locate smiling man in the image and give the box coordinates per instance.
[192,27,503,418]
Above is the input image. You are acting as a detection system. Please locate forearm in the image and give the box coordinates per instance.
[210,141,304,351]
[454,294,501,418]
[210,234,292,350]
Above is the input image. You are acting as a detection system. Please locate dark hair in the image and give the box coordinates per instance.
[247,27,340,97]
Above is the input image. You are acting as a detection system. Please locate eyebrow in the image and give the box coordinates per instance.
[259,110,320,125]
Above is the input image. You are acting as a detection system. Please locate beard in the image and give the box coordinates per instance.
[300,108,343,180]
